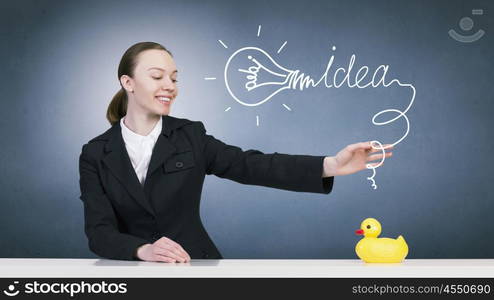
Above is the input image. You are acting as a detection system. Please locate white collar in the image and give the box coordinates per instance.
[120,116,162,144]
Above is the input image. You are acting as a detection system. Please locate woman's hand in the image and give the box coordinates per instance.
[136,237,191,263]
[323,141,393,177]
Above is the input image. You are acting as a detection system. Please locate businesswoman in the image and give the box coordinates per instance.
[79,42,393,263]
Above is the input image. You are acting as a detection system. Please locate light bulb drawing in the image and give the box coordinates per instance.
[224,47,306,107]
[205,25,416,190]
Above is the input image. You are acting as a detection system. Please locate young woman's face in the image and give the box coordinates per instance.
[126,49,178,116]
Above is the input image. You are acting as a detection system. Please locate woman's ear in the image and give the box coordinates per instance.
[120,75,134,93]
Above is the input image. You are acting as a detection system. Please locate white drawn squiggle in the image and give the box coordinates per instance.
[366,79,415,189]
[366,140,385,190]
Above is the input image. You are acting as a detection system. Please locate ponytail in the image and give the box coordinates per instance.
[106,88,128,125]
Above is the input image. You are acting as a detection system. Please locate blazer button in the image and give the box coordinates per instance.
[175,161,184,168]
[202,252,209,259]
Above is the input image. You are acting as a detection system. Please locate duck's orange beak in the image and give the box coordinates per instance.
[355,229,364,235]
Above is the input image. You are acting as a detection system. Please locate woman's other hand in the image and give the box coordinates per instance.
[323,142,393,177]
[136,237,191,263]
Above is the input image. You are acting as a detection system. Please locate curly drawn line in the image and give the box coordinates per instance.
[366,141,385,190]
[365,79,415,189]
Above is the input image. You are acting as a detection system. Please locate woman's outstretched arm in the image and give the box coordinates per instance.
[195,122,392,194]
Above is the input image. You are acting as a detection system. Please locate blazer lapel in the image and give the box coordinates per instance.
[101,123,155,217]
[145,115,192,178]
[146,136,176,178]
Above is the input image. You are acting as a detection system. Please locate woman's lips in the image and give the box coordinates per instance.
[156,96,172,105]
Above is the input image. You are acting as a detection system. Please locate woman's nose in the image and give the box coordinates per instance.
[161,77,175,91]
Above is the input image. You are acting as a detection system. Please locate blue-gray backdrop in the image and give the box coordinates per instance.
[1,0,493,259]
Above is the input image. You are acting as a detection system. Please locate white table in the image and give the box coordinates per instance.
[1,259,493,277]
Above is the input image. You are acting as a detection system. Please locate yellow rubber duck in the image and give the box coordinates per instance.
[355,218,408,263]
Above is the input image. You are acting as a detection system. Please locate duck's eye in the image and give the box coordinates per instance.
[366,225,371,229]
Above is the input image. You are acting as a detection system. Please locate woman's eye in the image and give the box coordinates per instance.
[172,79,178,83]
[152,77,162,80]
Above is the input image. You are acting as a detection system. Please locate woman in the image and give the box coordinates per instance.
[79,42,392,263]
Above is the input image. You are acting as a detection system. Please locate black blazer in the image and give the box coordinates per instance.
[79,115,333,260]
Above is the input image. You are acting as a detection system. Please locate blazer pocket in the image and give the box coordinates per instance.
[163,151,195,173]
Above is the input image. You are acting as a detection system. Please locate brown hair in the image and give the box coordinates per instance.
[106,42,173,125]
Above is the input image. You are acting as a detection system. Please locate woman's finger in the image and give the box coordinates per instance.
[153,253,177,263]
[347,141,372,152]
[367,152,392,162]
[155,239,188,262]
[178,245,190,260]
[368,144,393,154]
[150,247,177,263]
[156,237,189,261]
[154,245,187,263]
[161,237,191,261]
[176,245,191,261]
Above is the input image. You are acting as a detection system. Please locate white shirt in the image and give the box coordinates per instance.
[120,117,162,186]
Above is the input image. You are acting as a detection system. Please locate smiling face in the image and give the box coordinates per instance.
[121,49,178,116]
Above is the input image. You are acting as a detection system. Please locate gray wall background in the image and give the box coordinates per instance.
[1,0,493,259]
